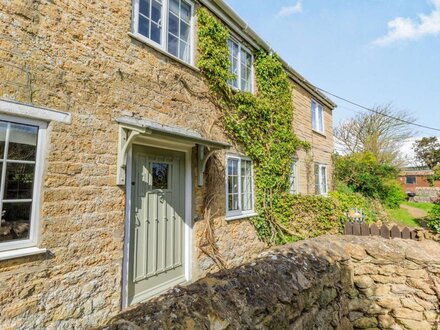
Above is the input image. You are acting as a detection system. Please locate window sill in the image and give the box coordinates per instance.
[0,247,47,261]
[225,212,258,222]
[128,32,200,73]
[312,129,326,138]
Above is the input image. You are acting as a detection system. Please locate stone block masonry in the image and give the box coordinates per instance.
[0,0,333,328]
[102,236,440,330]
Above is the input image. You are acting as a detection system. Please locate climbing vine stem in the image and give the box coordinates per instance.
[197,8,310,244]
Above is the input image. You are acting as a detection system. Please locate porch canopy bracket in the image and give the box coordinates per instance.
[116,116,230,186]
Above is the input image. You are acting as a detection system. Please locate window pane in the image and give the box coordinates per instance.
[228,158,238,176]
[311,101,317,130]
[169,12,179,36]
[139,0,151,17]
[152,163,169,189]
[0,202,32,242]
[240,50,252,92]
[227,158,239,212]
[151,21,161,44]
[314,164,320,194]
[151,0,162,23]
[0,121,7,158]
[138,15,150,38]
[228,40,239,88]
[179,41,190,63]
[180,1,191,22]
[290,160,298,194]
[169,0,179,15]
[318,106,324,132]
[168,33,178,57]
[4,163,35,200]
[321,167,327,194]
[180,21,190,42]
[229,174,238,194]
[8,123,38,161]
[241,160,252,211]
[228,194,238,211]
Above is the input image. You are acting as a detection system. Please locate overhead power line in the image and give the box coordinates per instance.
[309,85,440,133]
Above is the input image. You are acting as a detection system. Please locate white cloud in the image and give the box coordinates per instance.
[373,0,440,46]
[277,2,302,17]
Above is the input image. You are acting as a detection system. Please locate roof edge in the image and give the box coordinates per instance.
[198,0,337,110]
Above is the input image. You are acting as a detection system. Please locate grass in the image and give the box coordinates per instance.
[385,201,434,228]
[402,201,434,213]
[386,207,420,228]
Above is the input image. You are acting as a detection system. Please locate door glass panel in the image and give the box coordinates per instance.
[8,123,38,161]
[0,202,32,242]
[152,163,169,189]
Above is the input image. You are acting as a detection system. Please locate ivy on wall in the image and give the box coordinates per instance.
[197,8,311,244]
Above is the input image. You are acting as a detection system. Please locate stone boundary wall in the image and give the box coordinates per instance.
[415,187,440,198]
[100,236,440,330]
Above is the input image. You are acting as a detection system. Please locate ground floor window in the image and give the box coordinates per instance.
[406,176,416,184]
[226,155,254,219]
[0,115,46,252]
[314,163,328,195]
[289,158,299,194]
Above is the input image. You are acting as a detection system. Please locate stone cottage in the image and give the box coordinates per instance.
[0,0,336,328]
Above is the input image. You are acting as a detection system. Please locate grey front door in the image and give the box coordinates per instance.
[128,145,186,305]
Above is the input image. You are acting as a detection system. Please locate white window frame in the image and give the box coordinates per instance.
[0,114,47,253]
[227,37,254,93]
[225,154,257,221]
[315,163,328,196]
[132,0,195,66]
[311,99,325,134]
[289,157,299,194]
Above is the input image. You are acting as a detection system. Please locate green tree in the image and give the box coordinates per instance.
[413,137,440,169]
[333,152,405,208]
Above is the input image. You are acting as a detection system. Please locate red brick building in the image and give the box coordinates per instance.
[398,167,440,193]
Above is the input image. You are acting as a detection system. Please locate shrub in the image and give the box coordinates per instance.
[272,193,343,241]
[382,180,406,209]
[329,187,380,223]
[427,201,440,233]
[334,152,403,207]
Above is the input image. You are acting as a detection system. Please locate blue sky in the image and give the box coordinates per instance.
[224,0,440,137]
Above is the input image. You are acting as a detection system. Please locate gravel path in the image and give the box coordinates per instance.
[400,204,428,218]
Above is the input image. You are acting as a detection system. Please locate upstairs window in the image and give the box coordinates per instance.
[314,163,328,196]
[226,155,255,219]
[311,100,325,134]
[289,158,299,194]
[227,39,253,92]
[0,116,46,252]
[133,0,194,64]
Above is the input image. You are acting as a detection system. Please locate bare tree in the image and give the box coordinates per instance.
[334,104,415,165]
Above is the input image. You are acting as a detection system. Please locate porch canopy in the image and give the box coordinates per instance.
[116,116,231,186]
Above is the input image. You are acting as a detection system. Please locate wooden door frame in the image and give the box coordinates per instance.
[121,137,193,309]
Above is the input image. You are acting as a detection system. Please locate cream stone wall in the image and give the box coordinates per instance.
[0,0,334,328]
[292,84,334,194]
